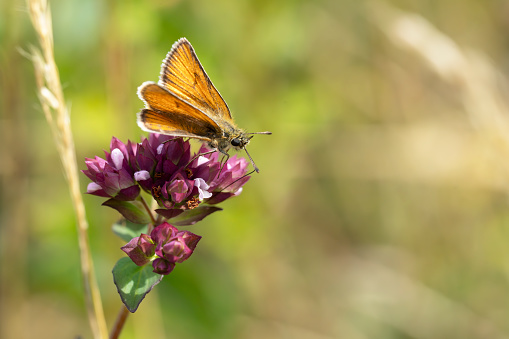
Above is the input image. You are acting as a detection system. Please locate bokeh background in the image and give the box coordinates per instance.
[4,0,509,338]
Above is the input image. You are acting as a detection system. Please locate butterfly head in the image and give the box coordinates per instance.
[229,133,251,151]
[219,130,271,173]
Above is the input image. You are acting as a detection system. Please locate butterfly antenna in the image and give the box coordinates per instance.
[246,131,272,135]
[243,147,259,173]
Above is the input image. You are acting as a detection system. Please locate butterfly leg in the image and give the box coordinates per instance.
[185,149,218,170]
[161,136,184,144]
[217,149,230,177]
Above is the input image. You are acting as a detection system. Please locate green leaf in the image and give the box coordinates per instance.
[103,199,152,224]
[112,257,163,313]
[112,219,149,242]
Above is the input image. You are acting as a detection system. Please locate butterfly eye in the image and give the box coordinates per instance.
[231,138,242,147]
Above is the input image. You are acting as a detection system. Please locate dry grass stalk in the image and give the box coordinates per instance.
[26,0,108,337]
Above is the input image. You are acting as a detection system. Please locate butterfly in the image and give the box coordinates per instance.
[137,37,271,172]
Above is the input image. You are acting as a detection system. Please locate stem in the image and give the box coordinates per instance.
[155,213,163,226]
[110,306,130,339]
[139,195,157,226]
[26,0,108,337]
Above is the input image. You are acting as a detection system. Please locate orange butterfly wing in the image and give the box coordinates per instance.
[159,38,233,123]
[137,82,221,140]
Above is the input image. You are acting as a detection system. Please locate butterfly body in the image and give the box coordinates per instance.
[137,38,270,172]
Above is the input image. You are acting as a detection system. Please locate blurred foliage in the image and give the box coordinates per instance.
[4,0,509,338]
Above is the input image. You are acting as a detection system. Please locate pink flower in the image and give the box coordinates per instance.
[83,134,252,225]
[121,222,202,275]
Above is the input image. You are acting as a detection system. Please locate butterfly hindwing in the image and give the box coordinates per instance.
[137,81,221,140]
[159,38,233,123]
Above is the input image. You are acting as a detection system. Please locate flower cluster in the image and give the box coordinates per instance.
[82,134,250,225]
[121,222,201,275]
[83,133,251,275]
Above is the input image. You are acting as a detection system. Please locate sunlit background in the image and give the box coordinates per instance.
[4,0,509,338]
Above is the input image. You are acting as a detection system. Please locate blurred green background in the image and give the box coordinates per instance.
[4,0,509,338]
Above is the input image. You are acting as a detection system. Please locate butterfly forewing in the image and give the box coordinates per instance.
[159,38,233,123]
[137,82,221,139]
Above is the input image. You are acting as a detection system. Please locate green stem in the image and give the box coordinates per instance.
[139,195,157,228]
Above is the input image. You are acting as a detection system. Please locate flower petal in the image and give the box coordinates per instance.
[121,234,154,266]
[196,156,210,166]
[152,258,175,275]
[156,144,164,155]
[87,182,103,193]
[134,170,151,181]
[194,178,212,200]
[111,148,124,170]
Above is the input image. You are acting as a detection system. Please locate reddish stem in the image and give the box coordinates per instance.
[110,305,130,339]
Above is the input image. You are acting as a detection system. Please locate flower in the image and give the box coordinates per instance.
[82,133,251,225]
[120,234,155,266]
[121,222,202,275]
[82,137,140,201]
